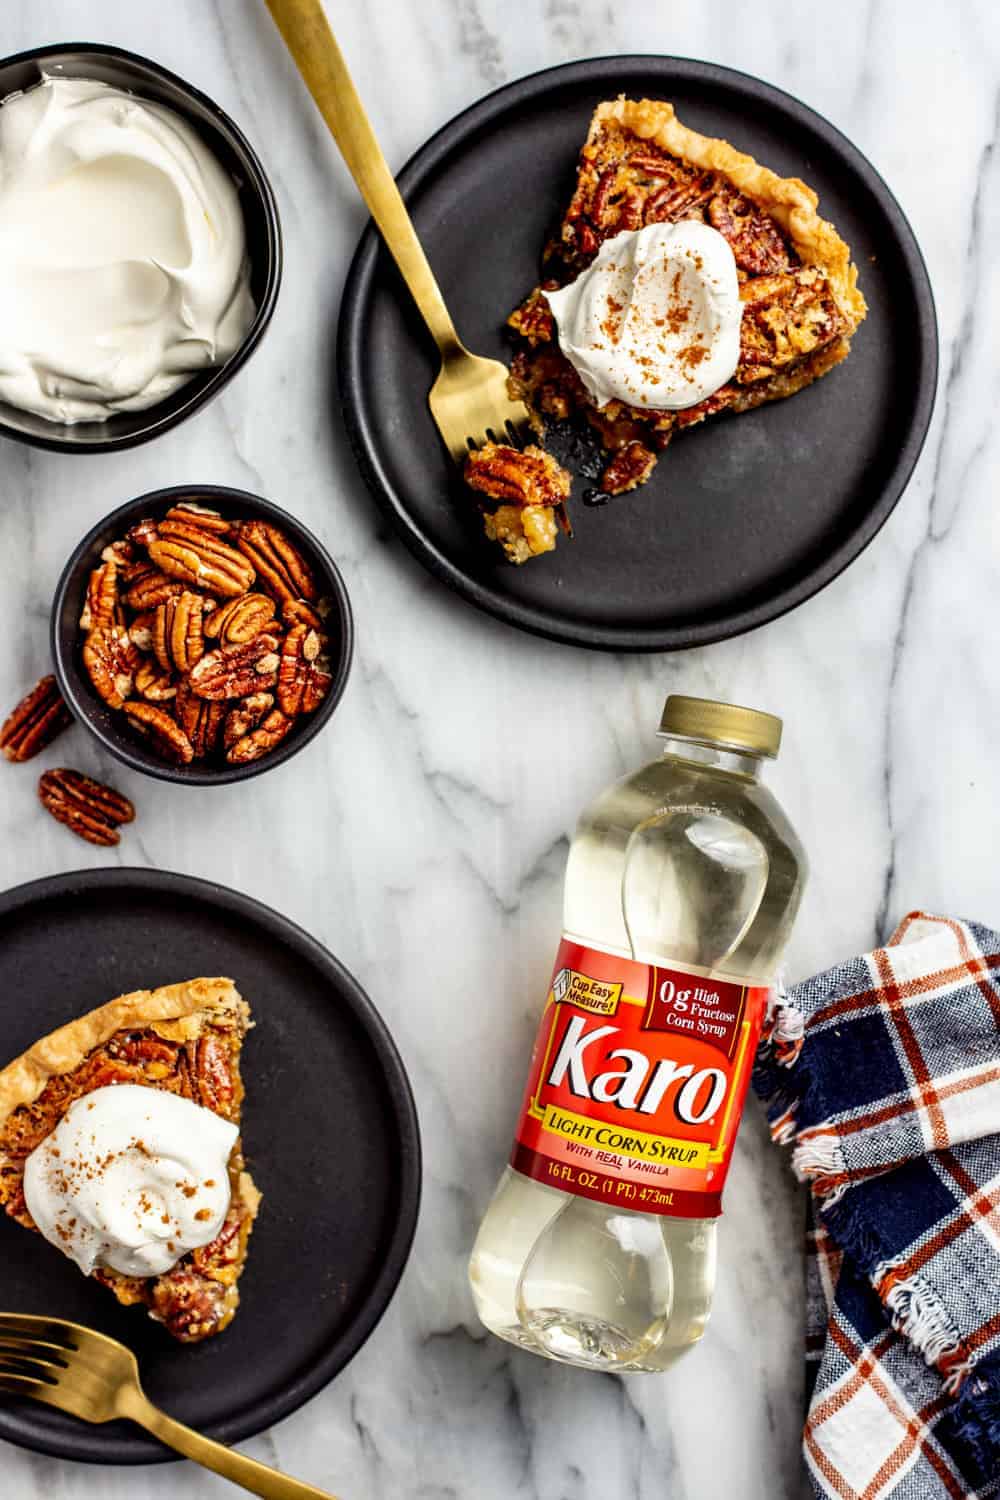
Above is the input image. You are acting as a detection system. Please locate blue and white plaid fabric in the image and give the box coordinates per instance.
[754,912,1000,1498]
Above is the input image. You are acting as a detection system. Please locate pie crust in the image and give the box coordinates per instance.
[0,978,259,1343]
[592,99,866,330]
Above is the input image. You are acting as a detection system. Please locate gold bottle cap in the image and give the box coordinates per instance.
[658,694,782,758]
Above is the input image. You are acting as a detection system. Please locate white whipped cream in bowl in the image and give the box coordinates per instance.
[543,222,743,411]
[0,52,281,449]
[23,1084,237,1278]
[0,74,255,427]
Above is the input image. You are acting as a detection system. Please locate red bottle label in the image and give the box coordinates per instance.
[510,937,770,1218]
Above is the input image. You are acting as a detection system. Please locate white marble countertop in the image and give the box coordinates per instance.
[1,1,996,1496]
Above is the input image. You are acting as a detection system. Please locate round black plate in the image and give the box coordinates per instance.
[338,56,937,651]
[0,870,421,1464]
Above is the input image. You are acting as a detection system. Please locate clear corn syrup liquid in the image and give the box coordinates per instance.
[469,729,806,1372]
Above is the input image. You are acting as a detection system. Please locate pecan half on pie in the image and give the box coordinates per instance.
[466,97,866,563]
[0,979,259,1343]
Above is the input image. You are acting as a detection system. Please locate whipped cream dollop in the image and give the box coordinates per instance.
[23,1084,237,1278]
[543,222,742,410]
[0,75,255,424]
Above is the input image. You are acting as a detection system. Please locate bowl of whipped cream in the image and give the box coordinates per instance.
[0,44,282,451]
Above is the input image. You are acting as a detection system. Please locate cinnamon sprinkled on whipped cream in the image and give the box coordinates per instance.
[23,1084,237,1277]
[542,222,742,410]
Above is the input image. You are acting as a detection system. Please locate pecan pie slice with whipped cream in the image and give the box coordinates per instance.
[501,97,867,516]
[0,978,259,1343]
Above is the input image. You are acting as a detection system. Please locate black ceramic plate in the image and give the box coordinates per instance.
[0,870,420,1464]
[339,56,937,651]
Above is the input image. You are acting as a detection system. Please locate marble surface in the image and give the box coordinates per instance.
[0,1,996,1496]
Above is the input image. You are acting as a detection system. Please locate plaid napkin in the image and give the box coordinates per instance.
[754,912,1000,1499]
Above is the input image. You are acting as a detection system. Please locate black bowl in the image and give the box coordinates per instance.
[51,486,354,784]
[0,43,282,453]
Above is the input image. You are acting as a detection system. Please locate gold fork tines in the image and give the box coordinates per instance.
[266,0,531,467]
[0,1314,337,1498]
[431,348,533,464]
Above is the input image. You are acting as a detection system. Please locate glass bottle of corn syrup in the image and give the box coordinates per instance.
[469,695,807,1372]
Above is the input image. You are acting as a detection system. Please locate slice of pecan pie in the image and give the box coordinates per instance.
[507,97,867,500]
[0,978,259,1343]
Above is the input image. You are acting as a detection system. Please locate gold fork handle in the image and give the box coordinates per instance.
[120,1386,337,1499]
[266,0,462,357]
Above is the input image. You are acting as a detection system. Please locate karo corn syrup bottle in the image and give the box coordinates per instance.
[469,695,807,1372]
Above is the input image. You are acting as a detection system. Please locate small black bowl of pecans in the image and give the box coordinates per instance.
[50,485,354,785]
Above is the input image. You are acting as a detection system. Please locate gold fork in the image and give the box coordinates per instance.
[0,1314,336,1498]
[266,0,531,464]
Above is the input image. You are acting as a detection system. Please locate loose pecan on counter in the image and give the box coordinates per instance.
[38,768,135,846]
[1,676,72,763]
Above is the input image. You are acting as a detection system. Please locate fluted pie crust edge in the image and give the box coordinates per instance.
[0,977,249,1123]
[593,98,867,331]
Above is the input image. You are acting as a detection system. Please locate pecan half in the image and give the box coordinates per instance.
[38,768,135,846]
[507,286,556,347]
[153,591,206,674]
[164,501,232,536]
[194,1035,234,1115]
[123,567,187,613]
[101,538,134,568]
[80,560,122,632]
[1,676,72,763]
[134,660,177,702]
[205,592,276,645]
[151,1268,226,1343]
[128,612,157,653]
[226,708,296,764]
[465,442,571,508]
[599,441,658,495]
[83,626,140,709]
[122,703,194,764]
[708,191,792,276]
[590,164,625,227]
[277,625,332,716]
[127,516,160,551]
[645,174,715,223]
[627,150,682,178]
[223,692,274,750]
[232,521,318,604]
[149,521,255,599]
[282,596,331,632]
[175,682,226,759]
[188,633,282,700]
